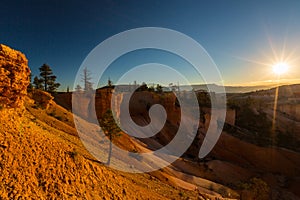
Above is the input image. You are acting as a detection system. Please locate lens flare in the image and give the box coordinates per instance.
[272,62,289,75]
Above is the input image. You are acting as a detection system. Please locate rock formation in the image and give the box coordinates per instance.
[31,89,54,109]
[0,44,30,108]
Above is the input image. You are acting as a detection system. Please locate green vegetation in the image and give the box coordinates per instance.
[99,109,122,165]
[135,82,164,93]
[48,111,62,121]
[27,73,33,92]
[33,64,60,92]
[156,84,163,93]
[226,97,273,146]
[67,150,78,160]
[217,187,229,197]
[135,82,148,91]
[33,76,43,90]
[237,177,270,200]
[227,96,300,150]
[75,84,82,92]
[82,67,93,92]
[178,191,185,197]
[277,129,300,151]
[196,90,212,107]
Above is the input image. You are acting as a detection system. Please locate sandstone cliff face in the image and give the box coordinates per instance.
[0,44,30,108]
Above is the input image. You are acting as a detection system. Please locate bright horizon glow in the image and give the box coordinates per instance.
[272,62,289,75]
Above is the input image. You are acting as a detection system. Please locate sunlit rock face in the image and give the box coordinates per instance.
[31,89,54,109]
[0,44,31,108]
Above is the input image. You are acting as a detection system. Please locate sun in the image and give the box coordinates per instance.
[272,62,289,75]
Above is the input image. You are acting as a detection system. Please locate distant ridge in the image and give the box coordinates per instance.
[247,83,300,97]
[101,83,279,93]
[170,84,282,93]
[67,83,300,94]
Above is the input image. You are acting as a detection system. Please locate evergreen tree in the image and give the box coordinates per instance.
[136,82,148,91]
[33,76,43,90]
[82,67,93,92]
[99,109,121,165]
[75,84,82,92]
[107,77,113,87]
[38,64,60,92]
[156,84,163,93]
[27,73,33,92]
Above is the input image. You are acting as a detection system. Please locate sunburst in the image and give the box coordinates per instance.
[272,62,289,76]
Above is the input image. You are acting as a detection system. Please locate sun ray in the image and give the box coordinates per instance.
[280,20,290,62]
[231,55,270,66]
[272,85,279,143]
[264,26,280,62]
[280,35,287,62]
[285,47,300,63]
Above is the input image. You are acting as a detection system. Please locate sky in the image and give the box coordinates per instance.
[1,0,300,91]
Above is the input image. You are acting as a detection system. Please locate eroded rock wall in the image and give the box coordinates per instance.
[0,44,30,108]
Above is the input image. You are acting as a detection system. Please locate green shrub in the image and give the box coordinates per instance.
[238,177,270,200]
[68,150,78,160]
[54,115,62,121]
[217,187,228,197]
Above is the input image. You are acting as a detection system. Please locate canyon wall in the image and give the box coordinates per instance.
[277,103,300,121]
[58,89,235,129]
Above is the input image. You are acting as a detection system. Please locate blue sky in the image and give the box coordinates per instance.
[1,0,300,91]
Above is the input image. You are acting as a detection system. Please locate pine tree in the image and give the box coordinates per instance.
[107,78,112,87]
[82,67,93,92]
[75,84,82,92]
[33,76,43,90]
[38,64,60,92]
[100,109,121,165]
[156,84,163,93]
[27,73,33,92]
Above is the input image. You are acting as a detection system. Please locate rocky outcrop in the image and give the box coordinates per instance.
[31,89,54,109]
[0,44,30,108]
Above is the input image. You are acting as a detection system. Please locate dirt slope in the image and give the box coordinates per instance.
[0,98,205,199]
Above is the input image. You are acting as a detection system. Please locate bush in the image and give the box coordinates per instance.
[238,177,270,200]
[217,187,229,197]
[67,150,78,160]
[54,115,62,121]
[48,111,62,121]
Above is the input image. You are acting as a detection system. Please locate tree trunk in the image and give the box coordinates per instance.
[107,134,112,165]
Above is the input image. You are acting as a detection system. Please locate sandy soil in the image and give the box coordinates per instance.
[0,99,206,199]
